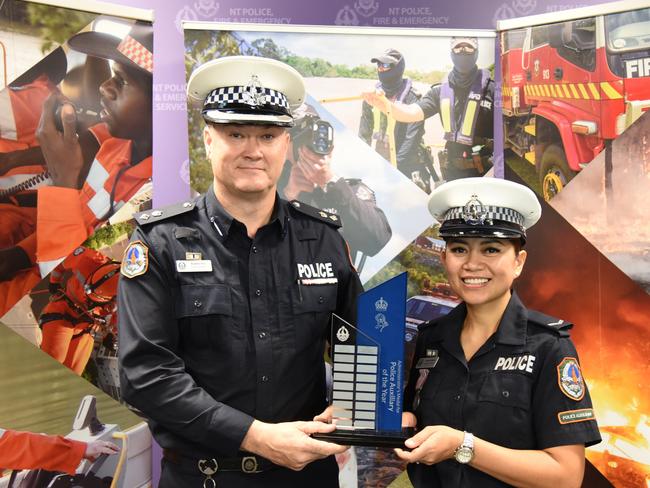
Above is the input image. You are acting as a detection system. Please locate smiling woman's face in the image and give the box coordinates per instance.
[441,237,527,308]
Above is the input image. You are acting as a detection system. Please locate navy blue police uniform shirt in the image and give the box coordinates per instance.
[117,187,363,459]
[403,292,601,487]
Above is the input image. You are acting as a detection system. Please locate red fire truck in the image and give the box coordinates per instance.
[499,4,650,200]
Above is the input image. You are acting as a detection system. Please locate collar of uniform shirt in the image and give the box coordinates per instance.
[204,185,288,239]
[492,291,528,347]
[426,292,527,348]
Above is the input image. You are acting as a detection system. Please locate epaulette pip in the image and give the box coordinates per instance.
[135,199,196,226]
[527,310,573,337]
[288,200,342,228]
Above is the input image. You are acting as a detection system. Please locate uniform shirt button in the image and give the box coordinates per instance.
[252,246,258,253]
[255,289,262,297]
[258,332,266,339]
[318,296,325,304]
[453,394,461,401]
[502,390,510,398]
[261,375,269,382]
[193,299,202,308]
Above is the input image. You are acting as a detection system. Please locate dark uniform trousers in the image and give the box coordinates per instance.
[118,188,363,488]
[404,292,601,487]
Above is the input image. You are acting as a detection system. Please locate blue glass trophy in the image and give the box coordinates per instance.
[314,272,414,447]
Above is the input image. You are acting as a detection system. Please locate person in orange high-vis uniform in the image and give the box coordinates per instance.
[0,427,119,475]
[0,49,110,316]
[39,246,118,375]
[0,23,152,316]
[35,21,152,275]
[37,122,152,268]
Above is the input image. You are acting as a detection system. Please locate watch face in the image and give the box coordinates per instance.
[455,446,473,464]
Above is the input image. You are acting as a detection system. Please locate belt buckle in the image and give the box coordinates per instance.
[198,458,218,488]
[241,456,260,474]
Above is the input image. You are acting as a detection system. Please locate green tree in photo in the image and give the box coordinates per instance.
[26,4,95,53]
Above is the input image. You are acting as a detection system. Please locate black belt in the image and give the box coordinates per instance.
[162,448,275,475]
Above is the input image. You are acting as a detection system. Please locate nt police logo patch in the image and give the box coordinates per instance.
[121,241,149,278]
[557,357,585,401]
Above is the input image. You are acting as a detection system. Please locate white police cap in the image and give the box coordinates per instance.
[428,177,541,242]
[187,56,305,127]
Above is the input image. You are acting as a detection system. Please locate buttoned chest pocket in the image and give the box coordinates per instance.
[290,283,339,347]
[477,372,533,448]
[174,284,238,351]
[478,373,531,410]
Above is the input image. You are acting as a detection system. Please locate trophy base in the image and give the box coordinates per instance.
[312,427,415,448]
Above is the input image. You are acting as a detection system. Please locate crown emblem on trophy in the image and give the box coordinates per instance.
[461,194,492,226]
[375,297,388,312]
[242,75,267,107]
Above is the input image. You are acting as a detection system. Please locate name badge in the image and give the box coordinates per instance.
[416,348,439,369]
[176,260,213,272]
[416,357,439,369]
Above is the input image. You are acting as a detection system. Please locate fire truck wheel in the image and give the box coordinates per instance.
[539,144,575,201]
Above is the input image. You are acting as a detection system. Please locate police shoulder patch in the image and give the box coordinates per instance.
[121,240,149,278]
[288,200,342,228]
[135,200,196,226]
[557,357,585,401]
[528,310,572,337]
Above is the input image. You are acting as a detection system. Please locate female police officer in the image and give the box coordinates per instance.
[396,177,600,487]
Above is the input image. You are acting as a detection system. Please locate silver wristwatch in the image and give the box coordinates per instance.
[454,431,474,464]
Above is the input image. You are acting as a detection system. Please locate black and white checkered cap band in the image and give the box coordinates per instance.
[444,205,525,227]
[204,86,290,111]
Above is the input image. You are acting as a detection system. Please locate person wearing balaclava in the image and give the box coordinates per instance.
[363,38,494,181]
[358,49,430,191]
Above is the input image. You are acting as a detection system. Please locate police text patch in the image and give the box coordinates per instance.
[121,241,148,278]
[558,408,595,424]
[494,354,536,373]
[557,357,585,401]
[297,262,337,285]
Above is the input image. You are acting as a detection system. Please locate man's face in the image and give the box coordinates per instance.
[203,123,290,197]
[98,62,152,141]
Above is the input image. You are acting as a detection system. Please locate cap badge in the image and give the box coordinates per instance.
[462,194,492,226]
[242,75,267,107]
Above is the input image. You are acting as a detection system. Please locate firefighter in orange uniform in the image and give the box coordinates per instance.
[0,427,119,475]
[35,21,153,273]
[0,49,110,315]
[0,51,67,311]
[39,246,119,375]
[0,22,152,316]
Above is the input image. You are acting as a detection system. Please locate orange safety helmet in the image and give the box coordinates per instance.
[84,261,121,304]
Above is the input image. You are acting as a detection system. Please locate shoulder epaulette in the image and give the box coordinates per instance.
[418,319,439,332]
[527,310,573,337]
[135,199,196,226]
[288,200,341,228]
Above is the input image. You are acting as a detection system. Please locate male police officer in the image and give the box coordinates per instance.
[363,38,494,181]
[118,56,361,487]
